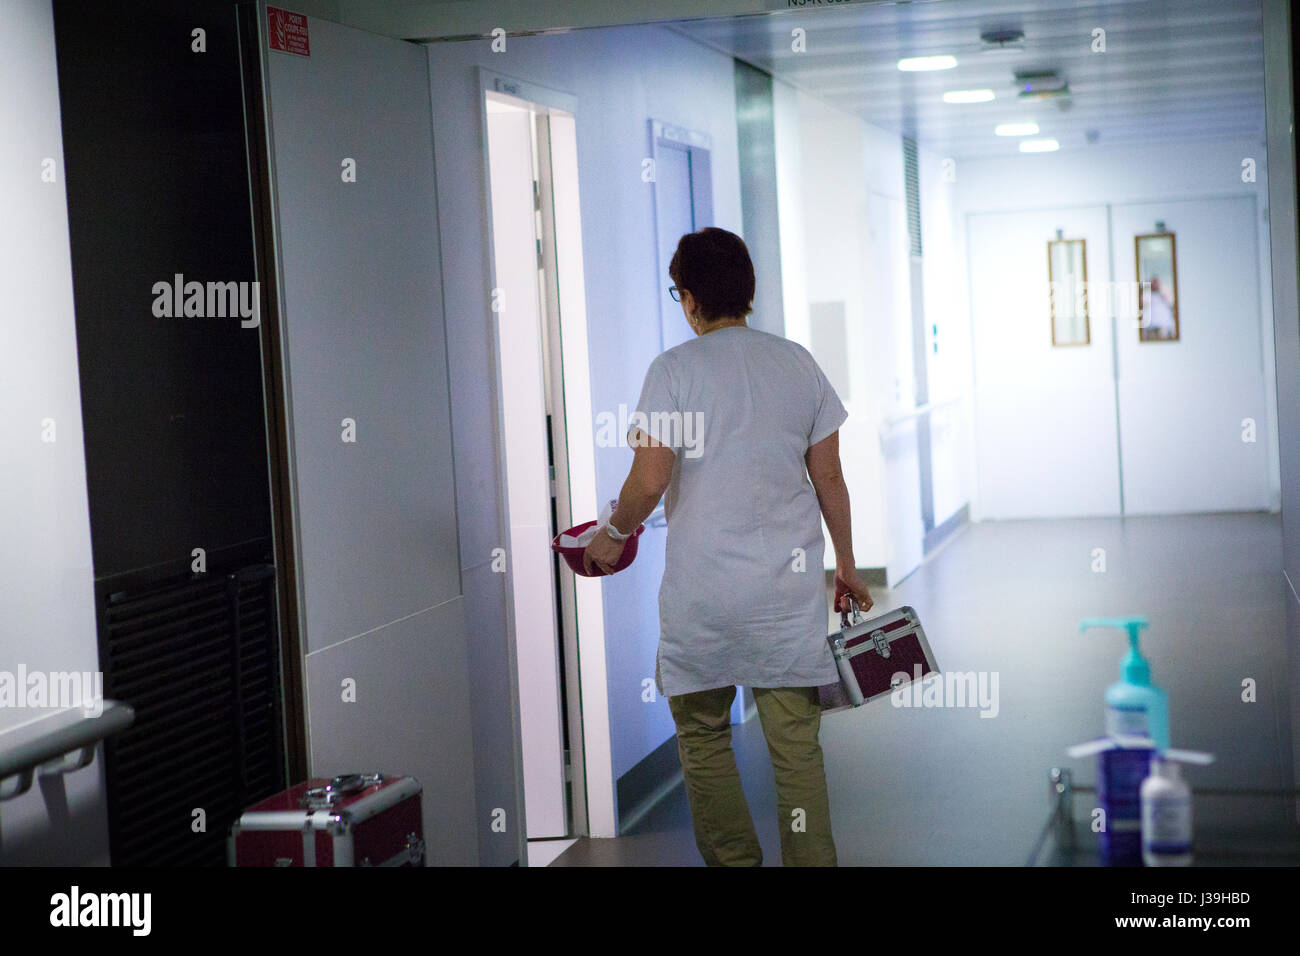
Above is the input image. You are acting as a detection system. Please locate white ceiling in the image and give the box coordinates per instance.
[668,0,1267,158]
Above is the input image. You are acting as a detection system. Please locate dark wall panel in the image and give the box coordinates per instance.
[53,0,270,578]
[52,0,289,864]
[733,58,785,337]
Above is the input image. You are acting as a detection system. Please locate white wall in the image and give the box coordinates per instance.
[774,84,895,572]
[955,139,1280,519]
[426,25,746,811]
[262,16,478,865]
[0,0,109,865]
[919,144,975,527]
[774,85,969,578]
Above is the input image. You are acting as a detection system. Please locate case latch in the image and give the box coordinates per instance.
[870,629,891,659]
[301,772,384,810]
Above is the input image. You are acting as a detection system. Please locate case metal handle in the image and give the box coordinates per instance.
[840,596,863,628]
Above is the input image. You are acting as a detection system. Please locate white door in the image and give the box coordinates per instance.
[486,95,569,839]
[1109,197,1271,513]
[967,206,1121,518]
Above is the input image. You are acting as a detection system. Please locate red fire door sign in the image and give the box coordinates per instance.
[267,7,310,56]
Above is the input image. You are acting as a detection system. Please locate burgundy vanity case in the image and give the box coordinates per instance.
[819,604,939,712]
[228,773,424,867]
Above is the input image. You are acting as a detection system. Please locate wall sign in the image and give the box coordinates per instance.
[268,7,310,57]
[766,0,872,8]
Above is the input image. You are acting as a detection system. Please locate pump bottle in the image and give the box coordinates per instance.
[1078,617,1170,751]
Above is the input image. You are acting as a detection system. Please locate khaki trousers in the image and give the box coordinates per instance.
[667,684,838,867]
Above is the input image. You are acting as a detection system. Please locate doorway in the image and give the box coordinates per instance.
[649,120,715,352]
[482,72,615,851]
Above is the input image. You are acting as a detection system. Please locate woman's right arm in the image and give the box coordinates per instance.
[805,430,874,615]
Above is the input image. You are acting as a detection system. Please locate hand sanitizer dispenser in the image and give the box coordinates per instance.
[1079,616,1170,752]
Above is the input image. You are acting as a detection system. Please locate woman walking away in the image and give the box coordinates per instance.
[582,226,872,866]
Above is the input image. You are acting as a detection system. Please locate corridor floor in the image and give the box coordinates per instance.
[548,513,1296,865]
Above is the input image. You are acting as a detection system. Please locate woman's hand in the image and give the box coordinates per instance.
[834,564,874,617]
[582,526,627,576]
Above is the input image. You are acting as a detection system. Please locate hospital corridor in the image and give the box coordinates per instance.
[3,0,1300,931]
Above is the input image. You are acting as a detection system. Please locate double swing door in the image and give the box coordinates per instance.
[967,195,1270,519]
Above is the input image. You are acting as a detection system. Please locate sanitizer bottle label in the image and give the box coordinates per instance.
[1142,797,1192,855]
[1106,705,1148,738]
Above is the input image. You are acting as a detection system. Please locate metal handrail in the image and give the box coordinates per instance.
[879,393,967,433]
[0,701,134,801]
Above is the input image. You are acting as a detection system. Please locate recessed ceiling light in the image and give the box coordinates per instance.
[995,122,1039,136]
[898,55,958,72]
[1019,138,1060,153]
[944,89,995,104]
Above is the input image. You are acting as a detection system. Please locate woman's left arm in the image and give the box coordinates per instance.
[582,428,674,574]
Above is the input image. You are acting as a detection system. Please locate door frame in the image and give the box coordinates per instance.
[533,107,589,839]
[235,0,310,787]
[477,67,617,842]
[648,119,714,353]
[1259,0,1300,800]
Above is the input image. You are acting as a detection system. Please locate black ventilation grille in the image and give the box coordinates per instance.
[903,135,922,258]
[99,564,285,866]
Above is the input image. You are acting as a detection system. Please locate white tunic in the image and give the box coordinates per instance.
[627,325,848,698]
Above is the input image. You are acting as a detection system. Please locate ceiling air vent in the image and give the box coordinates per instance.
[980,29,1025,55]
[1014,69,1069,101]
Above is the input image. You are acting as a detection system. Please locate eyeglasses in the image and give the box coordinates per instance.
[668,286,681,302]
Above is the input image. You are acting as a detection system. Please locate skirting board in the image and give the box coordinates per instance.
[924,504,970,556]
[824,566,888,589]
[616,734,683,834]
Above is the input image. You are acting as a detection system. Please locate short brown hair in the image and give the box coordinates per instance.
[668,227,755,322]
